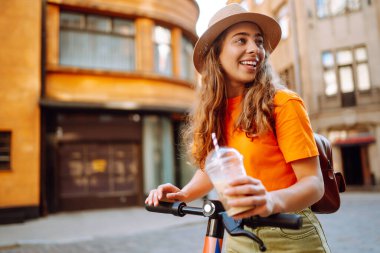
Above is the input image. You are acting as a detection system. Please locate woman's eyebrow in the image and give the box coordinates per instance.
[232,32,263,38]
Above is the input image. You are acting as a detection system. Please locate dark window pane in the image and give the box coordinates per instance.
[341,91,356,107]
[0,131,11,170]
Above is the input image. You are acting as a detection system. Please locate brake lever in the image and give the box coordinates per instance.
[221,212,267,252]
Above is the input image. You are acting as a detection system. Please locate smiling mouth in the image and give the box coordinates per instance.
[240,60,258,68]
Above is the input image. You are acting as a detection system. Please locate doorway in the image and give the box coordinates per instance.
[341,145,363,185]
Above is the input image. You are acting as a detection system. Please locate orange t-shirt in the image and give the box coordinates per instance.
[224,89,318,191]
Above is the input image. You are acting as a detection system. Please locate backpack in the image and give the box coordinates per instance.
[311,133,346,214]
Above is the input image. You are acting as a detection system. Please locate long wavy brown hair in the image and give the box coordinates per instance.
[183,29,279,169]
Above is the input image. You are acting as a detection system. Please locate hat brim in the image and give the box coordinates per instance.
[193,12,281,73]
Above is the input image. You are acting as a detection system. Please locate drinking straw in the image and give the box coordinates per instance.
[211,132,220,151]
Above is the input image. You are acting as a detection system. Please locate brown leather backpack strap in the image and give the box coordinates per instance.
[311,133,346,213]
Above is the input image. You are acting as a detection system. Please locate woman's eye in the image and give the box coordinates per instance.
[236,38,246,44]
[256,38,264,46]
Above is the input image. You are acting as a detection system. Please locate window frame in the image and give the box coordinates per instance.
[59,11,136,72]
[276,4,290,40]
[354,45,371,93]
[322,50,338,97]
[0,131,11,171]
[153,25,173,77]
[316,0,362,19]
[321,45,372,106]
[180,36,195,81]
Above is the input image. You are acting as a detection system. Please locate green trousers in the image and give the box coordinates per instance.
[225,208,331,253]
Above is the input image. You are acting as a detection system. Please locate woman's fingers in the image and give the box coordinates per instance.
[227,195,267,207]
[232,206,260,219]
[228,175,261,186]
[145,189,156,205]
[145,183,181,206]
[224,184,265,196]
[232,203,272,219]
[224,176,266,197]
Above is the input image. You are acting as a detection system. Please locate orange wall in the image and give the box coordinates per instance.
[0,1,41,207]
[45,0,197,111]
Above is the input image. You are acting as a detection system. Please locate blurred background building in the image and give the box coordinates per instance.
[230,0,380,187]
[1,0,380,225]
[0,0,198,223]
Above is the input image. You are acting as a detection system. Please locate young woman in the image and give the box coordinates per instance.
[146,4,331,252]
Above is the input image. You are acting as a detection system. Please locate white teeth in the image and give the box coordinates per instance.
[241,60,257,67]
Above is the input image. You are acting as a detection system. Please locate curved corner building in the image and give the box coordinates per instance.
[0,0,199,222]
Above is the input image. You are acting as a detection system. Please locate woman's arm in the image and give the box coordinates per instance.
[175,169,214,202]
[145,169,214,206]
[269,156,324,214]
[224,156,324,218]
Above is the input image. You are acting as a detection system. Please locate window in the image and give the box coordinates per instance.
[316,0,361,18]
[355,47,370,91]
[0,131,11,170]
[143,116,175,194]
[279,65,295,90]
[154,26,172,76]
[181,36,195,81]
[277,4,290,40]
[321,45,371,107]
[337,49,354,93]
[322,51,338,96]
[60,12,135,71]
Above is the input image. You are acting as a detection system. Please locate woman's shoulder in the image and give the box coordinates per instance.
[274,88,303,106]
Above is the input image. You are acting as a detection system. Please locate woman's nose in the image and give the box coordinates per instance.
[246,40,258,54]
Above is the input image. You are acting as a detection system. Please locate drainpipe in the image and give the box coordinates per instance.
[290,0,302,96]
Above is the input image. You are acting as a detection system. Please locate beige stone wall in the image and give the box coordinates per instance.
[0,1,41,207]
[249,0,380,184]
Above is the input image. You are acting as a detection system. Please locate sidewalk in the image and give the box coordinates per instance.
[0,201,205,249]
[1,193,380,253]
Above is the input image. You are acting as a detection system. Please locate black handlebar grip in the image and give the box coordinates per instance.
[244,213,303,230]
[145,201,186,217]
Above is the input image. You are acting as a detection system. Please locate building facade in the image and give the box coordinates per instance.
[0,0,199,223]
[237,0,380,187]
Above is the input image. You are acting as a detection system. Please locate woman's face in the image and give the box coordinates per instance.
[219,22,265,95]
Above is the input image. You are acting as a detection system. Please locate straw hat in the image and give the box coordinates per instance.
[193,3,281,73]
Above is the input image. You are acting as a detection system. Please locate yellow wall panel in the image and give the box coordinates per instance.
[0,0,41,207]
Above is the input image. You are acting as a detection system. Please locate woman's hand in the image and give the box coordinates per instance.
[224,156,324,219]
[145,169,214,207]
[145,183,188,206]
[224,176,275,219]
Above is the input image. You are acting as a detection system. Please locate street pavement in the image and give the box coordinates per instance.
[0,192,379,253]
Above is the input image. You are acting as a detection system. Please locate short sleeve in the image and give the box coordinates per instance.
[273,91,318,163]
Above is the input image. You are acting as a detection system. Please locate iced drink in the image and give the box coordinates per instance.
[205,147,252,216]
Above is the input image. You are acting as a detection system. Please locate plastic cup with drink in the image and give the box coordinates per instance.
[205,133,252,216]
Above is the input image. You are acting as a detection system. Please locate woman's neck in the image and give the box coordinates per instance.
[226,81,245,98]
